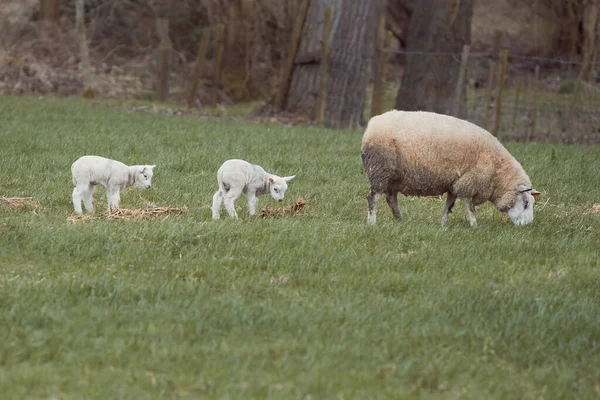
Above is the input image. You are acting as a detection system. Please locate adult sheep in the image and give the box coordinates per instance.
[361,110,540,226]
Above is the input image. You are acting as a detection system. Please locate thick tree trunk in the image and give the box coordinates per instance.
[394,0,473,118]
[284,0,383,129]
[41,0,61,22]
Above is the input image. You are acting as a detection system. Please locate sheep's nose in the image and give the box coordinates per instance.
[278,199,283,203]
[147,185,152,189]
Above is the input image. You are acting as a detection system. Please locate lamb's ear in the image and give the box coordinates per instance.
[269,177,274,183]
[283,175,296,182]
[530,189,541,198]
[141,166,147,174]
[148,165,156,170]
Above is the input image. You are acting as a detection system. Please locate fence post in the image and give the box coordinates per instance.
[370,13,387,119]
[155,18,171,102]
[511,77,522,133]
[484,59,496,130]
[316,7,333,125]
[529,65,540,140]
[382,30,393,85]
[187,27,211,108]
[210,24,226,107]
[493,49,509,137]
[452,44,470,117]
[273,0,311,111]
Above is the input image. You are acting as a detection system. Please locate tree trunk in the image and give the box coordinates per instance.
[284,0,384,129]
[394,0,473,118]
[41,0,60,22]
[579,1,599,81]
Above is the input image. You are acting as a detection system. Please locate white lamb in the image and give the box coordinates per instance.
[212,159,295,220]
[71,155,156,214]
[361,110,541,226]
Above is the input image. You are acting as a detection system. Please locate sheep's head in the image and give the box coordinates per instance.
[507,185,540,225]
[268,175,295,202]
[135,165,156,189]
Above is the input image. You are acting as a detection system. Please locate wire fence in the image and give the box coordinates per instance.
[378,48,600,144]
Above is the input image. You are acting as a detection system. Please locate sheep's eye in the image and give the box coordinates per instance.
[143,174,148,179]
[274,188,278,192]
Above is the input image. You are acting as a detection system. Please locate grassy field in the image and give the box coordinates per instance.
[1,96,600,399]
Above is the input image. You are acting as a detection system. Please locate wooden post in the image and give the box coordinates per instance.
[155,18,172,102]
[510,77,522,133]
[316,7,333,124]
[484,59,496,130]
[381,30,393,85]
[75,0,91,95]
[186,27,211,108]
[493,49,509,137]
[273,0,311,110]
[370,13,387,119]
[41,0,60,22]
[452,44,470,117]
[530,65,540,140]
[210,24,226,107]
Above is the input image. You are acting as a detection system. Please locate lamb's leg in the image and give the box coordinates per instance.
[385,191,402,220]
[72,186,84,214]
[223,188,242,219]
[367,188,380,225]
[247,191,258,216]
[441,193,457,225]
[82,185,95,213]
[464,198,477,227]
[212,190,224,220]
[107,188,121,212]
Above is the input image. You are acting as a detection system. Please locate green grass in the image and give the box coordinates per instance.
[1,95,600,399]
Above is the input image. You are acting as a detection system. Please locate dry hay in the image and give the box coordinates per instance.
[0,196,42,211]
[592,204,600,214]
[260,198,308,218]
[107,203,186,220]
[68,203,186,223]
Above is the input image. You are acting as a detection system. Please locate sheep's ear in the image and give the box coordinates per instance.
[518,185,531,193]
[141,166,147,174]
[269,177,274,183]
[283,175,296,182]
[530,189,541,198]
[149,165,156,170]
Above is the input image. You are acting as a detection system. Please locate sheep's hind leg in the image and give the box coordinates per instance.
[367,188,380,225]
[464,198,477,227]
[223,188,242,219]
[72,186,84,214]
[385,191,402,220]
[212,190,224,220]
[441,193,457,225]
[82,185,95,213]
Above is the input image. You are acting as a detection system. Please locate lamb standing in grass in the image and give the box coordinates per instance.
[361,110,540,226]
[71,155,156,214]
[212,159,295,220]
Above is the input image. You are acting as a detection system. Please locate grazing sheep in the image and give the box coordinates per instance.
[71,155,156,214]
[361,110,540,226]
[212,159,295,220]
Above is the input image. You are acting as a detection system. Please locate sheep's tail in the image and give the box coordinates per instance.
[361,144,398,191]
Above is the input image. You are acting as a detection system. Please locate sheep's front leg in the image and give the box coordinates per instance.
[367,188,380,225]
[464,198,477,227]
[247,191,258,216]
[385,191,402,220]
[212,190,224,220]
[107,187,121,212]
[223,188,242,219]
[441,193,457,225]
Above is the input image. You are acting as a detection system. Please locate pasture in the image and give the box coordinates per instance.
[1,96,600,399]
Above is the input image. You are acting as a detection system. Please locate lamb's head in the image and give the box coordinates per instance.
[507,185,541,226]
[134,165,156,189]
[268,175,295,202]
